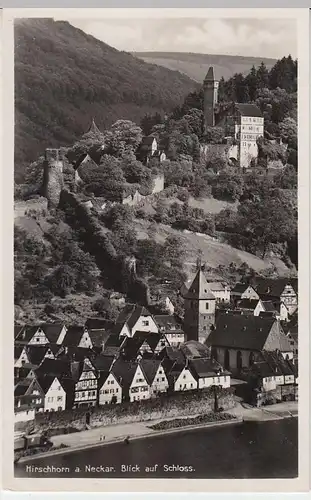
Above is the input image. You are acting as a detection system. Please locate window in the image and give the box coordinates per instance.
[183,374,186,379]
[104,389,109,394]
[110,389,114,394]
[107,380,110,385]
[162,377,165,382]
[142,320,149,326]
[58,406,62,411]
[57,396,63,402]
[48,397,54,403]
[116,388,119,393]
[206,303,209,310]
[110,380,114,385]
[82,392,85,397]
[190,383,193,388]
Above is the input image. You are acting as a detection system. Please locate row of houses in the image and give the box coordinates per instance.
[14,339,230,421]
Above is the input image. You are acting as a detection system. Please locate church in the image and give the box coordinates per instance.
[203,66,264,169]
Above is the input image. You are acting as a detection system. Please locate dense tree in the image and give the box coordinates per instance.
[104,120,143,157]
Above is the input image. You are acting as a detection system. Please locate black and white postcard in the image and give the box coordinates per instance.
[1,7,310,493]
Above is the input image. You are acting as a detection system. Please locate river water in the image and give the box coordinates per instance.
[15,418,298,479]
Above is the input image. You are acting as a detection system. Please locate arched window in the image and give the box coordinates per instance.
[249,351,255,366]
[224,349,230,370]
[237,350,242,371]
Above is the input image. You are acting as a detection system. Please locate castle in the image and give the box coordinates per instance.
[203,66,264,169]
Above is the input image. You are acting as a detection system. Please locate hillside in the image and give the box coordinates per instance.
[14,19,199,181]
[133,52,277,83]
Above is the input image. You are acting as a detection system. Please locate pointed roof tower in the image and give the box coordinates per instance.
[204,66,217,83]
[184,268,215,300]
[86,118,102,136]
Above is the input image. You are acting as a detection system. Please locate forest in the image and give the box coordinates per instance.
[14,54,298,323]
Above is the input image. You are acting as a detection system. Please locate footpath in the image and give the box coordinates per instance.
[16,400,298,464]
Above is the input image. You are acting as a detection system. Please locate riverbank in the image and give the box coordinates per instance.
[16,400,298,464]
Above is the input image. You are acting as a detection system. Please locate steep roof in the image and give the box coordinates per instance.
[92,355,115,372]
[261,301,278,313]
[88,329,111,347]
[141,136,157,146]
[208,281,228,292]
[14,325,24,339]
[189,357,230,379]
[237,299,260,310]
[116,304,153,330]
[62,326,86,347]
[111,359,138,389]
[26,345,50,366]
[15,325,40,343]
[231,283,254,294]
[85,118,102,136]
[139,359,162,385]
[204,66,217,82]
[36,375,59,395]
[254,278,297,298]
[154,315,183,332]
[35,358,73,378]
[208,315,277,350]
[183,269,215,300]
[235,103,263,118]
[181,341,211,359]
[40,323,65,343]
[14,345,25,360]
[85,318,114,331]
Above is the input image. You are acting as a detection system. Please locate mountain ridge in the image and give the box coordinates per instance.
[14,19,199,181]
[132,51,277,83]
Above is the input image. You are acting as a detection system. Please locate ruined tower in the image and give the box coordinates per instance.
[183,265,216,344]
[42,148,64,208]
[203,66,219,130]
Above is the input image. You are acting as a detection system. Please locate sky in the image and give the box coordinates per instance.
[67,18,297,59]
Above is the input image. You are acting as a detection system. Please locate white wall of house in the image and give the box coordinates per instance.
[129,365,150,402]
[164,297,175,315]
[280,285,297,315]
[284,374,295,384]
[174,367,197,392]
[166,332,185,347]
[281,351,294,361]
[197,374,230,390]
[14,408,35,424]
[44,378,66,412]
[279,302,289,322]
[132,316,159,335]
[262,376,277,391]
[253,300,266,316]
[241,287,260,300]
[55,326,67,344]
[28,329,49,345]
[210,287,231,303]
[119,323,131,337]
[78,331,93,349]
[74,369,97,407]
[149,365,169,396]
[15,348,30,367]
[99,373,122,405]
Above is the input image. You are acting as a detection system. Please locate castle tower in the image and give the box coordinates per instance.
[42,148,64,208]
[203,66,219,130]
[183,266,216,343]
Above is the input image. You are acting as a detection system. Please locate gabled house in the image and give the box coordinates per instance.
[111,359,150,403]
[62,326,93,349]
[88,329,111,353]
[14,378,44,413]
[40,323,67,345]
[154,315,185,347]
[236,298,265,316]
[139,359,169,397]
[73,358,98,409]
[207,314,294,375]
[15,325,50,345]
[36,376,68,412]
[14,364,36,385]
[189,358,231,389]
[116,304,159,337]
[35,358,75,379]
[14,345,30,367]
[253,278,298,315]
[119,332,169,361]
[261,301,289,322]
[98,372,122,405]
[230,283,259,304]
[241,350,297,394]
[166,363,198,393]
